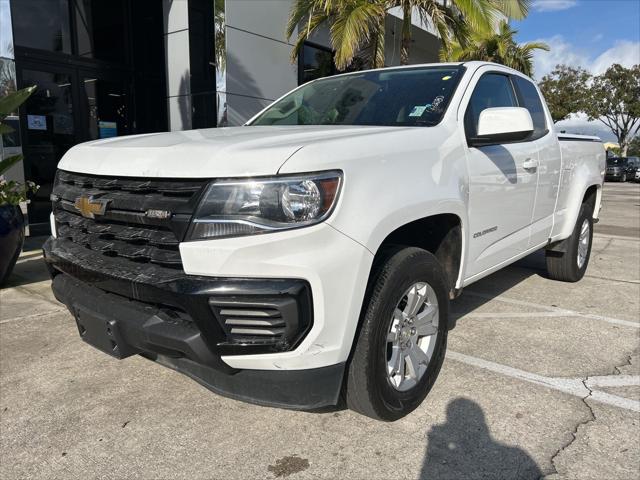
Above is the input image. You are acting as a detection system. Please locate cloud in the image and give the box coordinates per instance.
[532,0,578,12]
[556,113,618,142]
[589,41,640,75]
[531,37,639,141]
[530,35,640,79]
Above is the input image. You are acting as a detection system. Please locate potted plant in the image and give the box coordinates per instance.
[1,86,37,286]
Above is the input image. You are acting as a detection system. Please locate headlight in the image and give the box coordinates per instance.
[187,171,342,240]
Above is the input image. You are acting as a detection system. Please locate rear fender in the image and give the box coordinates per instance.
[551,162,602,241]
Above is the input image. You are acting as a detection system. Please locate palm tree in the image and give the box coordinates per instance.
[287,0,387,70]
[286,0,531,70]
[440,20,549,77]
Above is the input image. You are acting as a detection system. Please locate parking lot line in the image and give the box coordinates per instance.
[593,233,640,242]
[447,351,640,413]
[464,290,640,328]
[586,375,640,387]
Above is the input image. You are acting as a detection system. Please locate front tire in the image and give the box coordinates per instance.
[545,203,593,282]
[345,247,449,421]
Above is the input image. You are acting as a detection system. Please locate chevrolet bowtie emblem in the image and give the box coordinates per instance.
[74,196,110,219]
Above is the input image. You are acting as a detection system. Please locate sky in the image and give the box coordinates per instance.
[512,0,640,141]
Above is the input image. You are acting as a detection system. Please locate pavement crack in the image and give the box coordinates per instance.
[593,237,614,255]
[546,378,597,479]
[614,355,633,375]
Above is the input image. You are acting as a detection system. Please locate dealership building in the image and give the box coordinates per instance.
[1,0,444,234]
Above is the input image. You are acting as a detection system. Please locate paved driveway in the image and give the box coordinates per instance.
[1,182,639,479]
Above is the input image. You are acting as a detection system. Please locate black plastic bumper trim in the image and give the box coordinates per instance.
[153,355,345,410]
[43,236,313,355]
[45,238,343,409]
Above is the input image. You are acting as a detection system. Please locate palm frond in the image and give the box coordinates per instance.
[439,19,547,76]
[447,0,497,34]
[289,12,331,63]
[489,0,530,20]
[520,41,550,53]
[330,1,385,70]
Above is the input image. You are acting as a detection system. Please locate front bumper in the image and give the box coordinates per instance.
[44,237,346,409]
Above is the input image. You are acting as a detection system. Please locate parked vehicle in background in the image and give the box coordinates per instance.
[44,62,605,421]
[625,157,640,181]
[605,157,637,182]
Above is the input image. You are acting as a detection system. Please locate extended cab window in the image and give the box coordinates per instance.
[464,73,517,138]
[251,66,465,127]
[512,76,548,139]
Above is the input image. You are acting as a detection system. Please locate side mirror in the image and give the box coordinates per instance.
[469,107,534,147]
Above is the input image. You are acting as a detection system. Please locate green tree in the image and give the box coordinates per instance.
[538,65,591,123]
[440,20,548,77]
[287,0,531,70]
[627,136,640,156]
[583,64,640,157]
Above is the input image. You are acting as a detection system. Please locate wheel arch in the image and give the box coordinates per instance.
[345,213,464,376]
[366,213,465,303]
[583,183,601,219]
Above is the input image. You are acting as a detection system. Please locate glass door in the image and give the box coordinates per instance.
[17,63,133,233]
[79,73,131,141]
[18,64,79,231]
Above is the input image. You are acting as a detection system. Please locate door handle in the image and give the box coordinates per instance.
[523,158,538,171]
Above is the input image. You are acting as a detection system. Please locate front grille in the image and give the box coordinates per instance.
[52,170,208,270]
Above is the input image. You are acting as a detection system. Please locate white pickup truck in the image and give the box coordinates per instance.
[44,62,605,420]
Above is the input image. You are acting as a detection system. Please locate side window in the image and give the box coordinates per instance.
[464,73,518,138]
[512,76,548,139]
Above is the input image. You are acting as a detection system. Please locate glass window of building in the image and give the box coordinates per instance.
[73,0,127,63]
[0,57,16,97]
[299,43,336,85]
[0,0,14,59]
[12,0,72,54]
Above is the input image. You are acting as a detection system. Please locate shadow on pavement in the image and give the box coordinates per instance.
[450,250,547,322]
[2,256,50,288]
[1,236,49,289]
[420,398,542,480]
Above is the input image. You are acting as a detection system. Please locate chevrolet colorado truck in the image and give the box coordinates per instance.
[43,62,605,421]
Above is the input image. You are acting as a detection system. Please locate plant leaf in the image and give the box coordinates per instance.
[0,153,23,176]
[0,86,36,121]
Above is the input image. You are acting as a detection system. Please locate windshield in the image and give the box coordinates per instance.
[607,158,627,166]
[250,66,465,128]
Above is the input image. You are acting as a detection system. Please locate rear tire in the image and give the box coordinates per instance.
[345,247,449,421]
[545,203,593,282]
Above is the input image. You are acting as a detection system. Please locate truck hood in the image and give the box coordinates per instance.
[58,125,401,178]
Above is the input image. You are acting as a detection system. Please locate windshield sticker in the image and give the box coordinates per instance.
[442,75,452,81]
[409,105,428,117]
[425,96,445,113]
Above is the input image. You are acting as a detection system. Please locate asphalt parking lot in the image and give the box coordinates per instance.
[1,182,639,480]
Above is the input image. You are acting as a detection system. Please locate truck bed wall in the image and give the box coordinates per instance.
[550,137,605,241]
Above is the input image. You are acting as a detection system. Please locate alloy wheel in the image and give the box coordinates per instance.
[386,282,439,391]
[577,218,590,269]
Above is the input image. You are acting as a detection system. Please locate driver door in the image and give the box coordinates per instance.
[463,72,539,280]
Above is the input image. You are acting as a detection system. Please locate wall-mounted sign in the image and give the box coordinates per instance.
[27,115,47,131]
[98,121,117,139]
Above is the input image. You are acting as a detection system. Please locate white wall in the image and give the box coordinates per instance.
[163,0,192,131]
[225,0,299,125]
[163,0,444,129]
